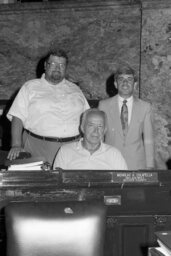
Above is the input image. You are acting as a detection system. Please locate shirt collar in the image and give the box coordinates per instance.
[118,95,133,104]
[76,138,104,153]
[41,73,66,86]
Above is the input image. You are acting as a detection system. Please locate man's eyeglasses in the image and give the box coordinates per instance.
[47,62,66,69]
[117,76,134,83]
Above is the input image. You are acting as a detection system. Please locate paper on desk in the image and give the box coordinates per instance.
[8,161,43,171]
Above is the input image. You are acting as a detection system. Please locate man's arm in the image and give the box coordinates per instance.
[7,116,25,160]
[143,104,155,169]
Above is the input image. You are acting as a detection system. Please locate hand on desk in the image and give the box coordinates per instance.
[7,147,30,161]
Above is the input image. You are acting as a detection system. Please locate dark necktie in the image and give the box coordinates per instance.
[121,100,128,136]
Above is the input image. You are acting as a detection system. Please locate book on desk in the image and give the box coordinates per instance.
[5,156,46,171]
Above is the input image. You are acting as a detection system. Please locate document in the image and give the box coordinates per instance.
[8,159,44,171]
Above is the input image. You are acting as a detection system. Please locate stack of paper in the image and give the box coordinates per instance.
[151,246,170,256]
[155,231,171,256]
[8,160,44,171]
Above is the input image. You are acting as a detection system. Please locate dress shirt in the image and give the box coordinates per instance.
[118,95,133,125]
[53,139,128,170]
[7,74,89,137]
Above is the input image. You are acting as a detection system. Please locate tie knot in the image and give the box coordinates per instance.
[123,100,127,104]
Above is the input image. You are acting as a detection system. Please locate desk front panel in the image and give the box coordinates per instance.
[0,170,171,256]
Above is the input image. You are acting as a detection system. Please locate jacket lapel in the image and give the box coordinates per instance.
[127,97,138,138]
[109,96,123,137]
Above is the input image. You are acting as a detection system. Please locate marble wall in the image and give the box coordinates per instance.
[0,2,140,100]
[0,1,170,169]
[141,1,171,169]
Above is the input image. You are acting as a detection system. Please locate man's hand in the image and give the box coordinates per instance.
[7,146,25,161]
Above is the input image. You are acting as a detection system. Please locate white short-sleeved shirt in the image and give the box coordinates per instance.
[53,140,128,170]
[7,74,89,137]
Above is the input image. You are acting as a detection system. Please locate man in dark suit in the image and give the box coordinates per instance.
[99,64,154,170]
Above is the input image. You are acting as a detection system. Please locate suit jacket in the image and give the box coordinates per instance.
[99,95,154,170]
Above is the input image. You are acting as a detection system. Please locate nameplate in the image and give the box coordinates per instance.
[112,172,158,184]
[61,171,159,185]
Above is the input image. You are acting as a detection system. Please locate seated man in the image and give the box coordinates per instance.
[53,108,128,170]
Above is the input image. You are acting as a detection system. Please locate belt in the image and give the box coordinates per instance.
[25,129,80,142]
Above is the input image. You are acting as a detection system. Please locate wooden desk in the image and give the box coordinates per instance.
[0,170,171,256]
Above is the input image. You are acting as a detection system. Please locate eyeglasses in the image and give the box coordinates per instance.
[47,62,66,69]
[117,76,134,83]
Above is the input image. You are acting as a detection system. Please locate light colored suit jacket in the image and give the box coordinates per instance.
[99,95,154,170]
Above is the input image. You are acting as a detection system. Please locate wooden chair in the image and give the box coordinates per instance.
[5,201,106,256]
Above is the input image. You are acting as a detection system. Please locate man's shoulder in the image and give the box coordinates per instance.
[23,78,41,88]
[65,79,78,88]
[64,79,85,93]
[100,95,117,103]
[99,95,117,108]
[134,97,152,109]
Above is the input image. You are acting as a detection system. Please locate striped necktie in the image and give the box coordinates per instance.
[121,99,128,136]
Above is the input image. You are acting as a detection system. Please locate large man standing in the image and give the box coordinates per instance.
[99,65,154,170]
[7,49,89,166]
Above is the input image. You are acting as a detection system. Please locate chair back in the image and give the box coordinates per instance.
[5,201,106,256]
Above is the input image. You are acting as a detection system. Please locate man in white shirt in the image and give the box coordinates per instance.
[99,64,154,170]
[53,108,128,170]
[7,49,89,166]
